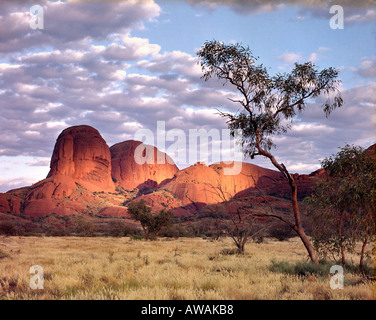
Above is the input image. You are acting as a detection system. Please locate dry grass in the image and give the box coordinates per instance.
[0,236,374,300]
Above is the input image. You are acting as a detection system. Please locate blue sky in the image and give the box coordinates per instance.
[140,2,375,85]
[0,0,375,192]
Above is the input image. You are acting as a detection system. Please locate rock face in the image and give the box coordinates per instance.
[0,189,24,214]
[21,125,115,217]
[22,176,80,217]
[110,140,179,190]
[162,161,283,206]
[47,125,114,192]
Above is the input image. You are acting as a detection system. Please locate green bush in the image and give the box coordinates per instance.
[270,260,331,276]
[269,259,376,278]
[130,234,145,241]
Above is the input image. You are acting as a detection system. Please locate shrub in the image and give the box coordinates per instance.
[158,225,181,238]
[106,220,130,237]
[74,216,95,237]
[269,260,329,276]
[268,221,295,241]
[269,259,376,278]
[130,234,145,241]
[220,248,242,255]
[0,221,17,236]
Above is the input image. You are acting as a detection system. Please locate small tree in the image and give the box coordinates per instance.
[205,201,255,253]
[197,40,343,264]
[305,144,376,269]
[205,182,270,253]
[127,199,174,240]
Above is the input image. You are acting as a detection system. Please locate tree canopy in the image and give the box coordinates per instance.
[127,199,174,240]
[305,144,376,268]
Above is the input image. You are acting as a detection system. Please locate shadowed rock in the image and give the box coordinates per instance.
[110,140,179,190]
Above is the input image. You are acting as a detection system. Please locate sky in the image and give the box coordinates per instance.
[0,0,375,193]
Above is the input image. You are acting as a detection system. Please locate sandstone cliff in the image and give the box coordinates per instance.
[110,140,179,190]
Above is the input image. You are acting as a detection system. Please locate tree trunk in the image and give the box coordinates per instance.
[340,243,346,268]
[290,181,319,265]
[338,211,346,268]
[256,144,319,265]
[359,237,368,271]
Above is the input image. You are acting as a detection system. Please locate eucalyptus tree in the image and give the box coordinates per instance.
[306,144,376,269]
[197,40,343,264]
[128,199,174,240]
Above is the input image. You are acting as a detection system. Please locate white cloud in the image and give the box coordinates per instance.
[187,0,375,24]
[346,9,376,23]
[0,0,161,55]
[137,50,202,78]
[308,52,318,63]
[308,47,331,63]
[353,56,376,78]
[103,35,161,61]
[277,52,303,64]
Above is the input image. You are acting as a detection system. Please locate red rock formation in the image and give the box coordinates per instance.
[47,125,114,192]
[0,196,9,213]
[20,125,115,217]
[135,189,183,213]
[110,140,179,190]
[22,176,80,217]
[161,162,221,206]
[161,161,283,206]
[98,206,129,217]
[0,187,26,215]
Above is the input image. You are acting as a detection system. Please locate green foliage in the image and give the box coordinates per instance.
[130,234,145,241]
[305,144,376,266]
[127,199,174,240]
[270,259,375,278]
[270,260,334,277]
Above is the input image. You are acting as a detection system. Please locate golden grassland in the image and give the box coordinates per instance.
[0,236,374,300]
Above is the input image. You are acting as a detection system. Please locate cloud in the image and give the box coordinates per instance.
[278,52,303,64]
[308,47,331,63]
[0,0,163,160]
[0,0,161,56]
[103,34,161,61]
[25,159,50,167]
[345,8,376,23]
[186,0,376,23]
[186,0,286,15]
[137,50,202,78]
[0,176,36,193]
[351,56,376,78]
